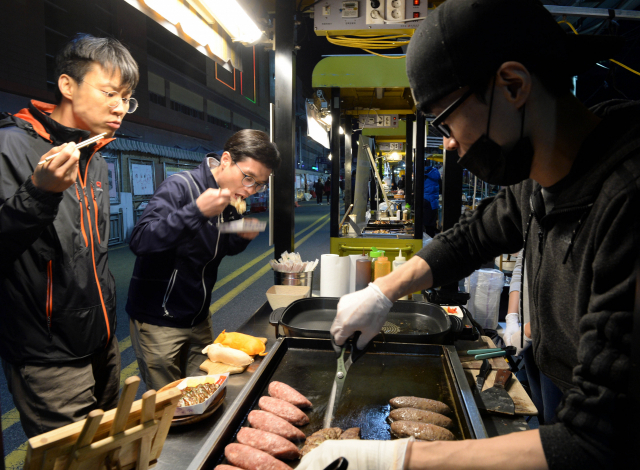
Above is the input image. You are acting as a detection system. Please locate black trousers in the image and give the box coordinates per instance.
[423,200,439,238]
[317,192,323,204]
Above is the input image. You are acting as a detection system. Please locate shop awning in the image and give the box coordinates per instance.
[104,139,209,162]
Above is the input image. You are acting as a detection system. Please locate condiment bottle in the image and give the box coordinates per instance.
[374,252,391,280]
[392,250,409,300]
[369,247,383,278]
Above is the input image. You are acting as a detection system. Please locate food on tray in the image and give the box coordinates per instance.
[389,408,453,429]
[389,396,452,416]
[214,466,243,470]
[224,443,291,470]
[300,428,343,457]
[214,330,268,356]
[202,343,254,367]
[268,381,312,408]
[230,197,246,214]
[258,396,309,426]
[247,410,306,441]
[390,420,455,441]
[237,427,300,460]
[339,427,361,440]
[177,381,220,407]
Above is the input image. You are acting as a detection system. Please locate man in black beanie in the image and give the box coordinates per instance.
[300,0,639,469]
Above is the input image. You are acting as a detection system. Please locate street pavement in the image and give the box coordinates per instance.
[1,200,333,468]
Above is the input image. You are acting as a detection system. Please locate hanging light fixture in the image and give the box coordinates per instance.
[199,0,264,44]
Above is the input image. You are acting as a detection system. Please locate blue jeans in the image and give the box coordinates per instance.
[523,346,564,425]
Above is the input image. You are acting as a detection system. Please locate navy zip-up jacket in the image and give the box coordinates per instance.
[126,156,251,328]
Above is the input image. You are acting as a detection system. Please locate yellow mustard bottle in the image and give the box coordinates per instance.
[374,252,391,280]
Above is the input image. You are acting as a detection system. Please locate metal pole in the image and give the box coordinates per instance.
[343,117,353,212]
[273,0,296,257]
[545,5,640,20]
[405,114,414,211]
[330,88,341,237]
[414,111,425,239]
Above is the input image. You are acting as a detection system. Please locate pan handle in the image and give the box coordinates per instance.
[323,457,348,470]
[269,308,286,338]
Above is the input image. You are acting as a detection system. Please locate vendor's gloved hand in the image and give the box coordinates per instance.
[502,313,521,345]
[296,438,413,470]
[330,283,393,350]
[509,330,532,356]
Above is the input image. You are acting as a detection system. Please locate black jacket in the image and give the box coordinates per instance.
[417,100,640,469]
[0,101,116,365]
[126,157,251,328]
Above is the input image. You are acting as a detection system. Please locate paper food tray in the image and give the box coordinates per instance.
[174,373,228,416]
[218,220,267,233]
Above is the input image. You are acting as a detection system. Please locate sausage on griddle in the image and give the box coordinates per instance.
[300,428,342,456]
[389,408,453,429]
[225,443,291,470]
[390,420,455,441]
[236,427,300,460]
[259,396,309,426]
[339,427,361,439]
[268,381,312,408]
[389,396,452,415]
[214,466,243,470]
[247,410,305,441]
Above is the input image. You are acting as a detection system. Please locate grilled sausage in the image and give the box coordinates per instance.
[268,381,312,408]
[300,428,342,456]
[225,443,291,470]
[247,410,305,441]
[389,396,452,416]
[214,466,243,470]
[259,396,309,426]
[339,427,361,439]
[237,427,300,460]
[390,420,455,441]
[389,408,453,429]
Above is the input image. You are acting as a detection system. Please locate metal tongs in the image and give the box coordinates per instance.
[323,332,367,429]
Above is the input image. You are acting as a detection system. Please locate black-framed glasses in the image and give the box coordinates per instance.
[234,160,268,193]
[81,81,138,113]
[431,88,474,138]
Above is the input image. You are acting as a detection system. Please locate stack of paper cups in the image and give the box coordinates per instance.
[348,254,368,293]
[320,254,350,297]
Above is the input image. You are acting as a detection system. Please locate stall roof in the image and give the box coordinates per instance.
[105,139,208,162]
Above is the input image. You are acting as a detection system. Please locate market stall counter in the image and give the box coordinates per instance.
[154,300,531,470]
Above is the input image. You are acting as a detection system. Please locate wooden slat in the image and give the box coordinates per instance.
[64,410,104,470]
[136,391,157,470]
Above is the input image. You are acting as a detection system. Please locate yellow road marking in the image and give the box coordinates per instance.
[213,214,328,292]
[120,361,140,389]
[1,408,19,432]
[4,441,28,470]
[210,218,330,315]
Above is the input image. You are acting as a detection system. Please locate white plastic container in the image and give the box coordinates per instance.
[392,250,409,300]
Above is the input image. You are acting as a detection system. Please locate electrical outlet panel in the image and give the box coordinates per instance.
[359,114,399,128]
[315,0,428,35]
[386,0,405,21]
[365,0,385,25]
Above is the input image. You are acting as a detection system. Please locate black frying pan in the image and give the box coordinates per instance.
[269,297,463,344]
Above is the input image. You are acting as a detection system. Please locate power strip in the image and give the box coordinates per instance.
[386,0,405,21]
[365,0,386,25]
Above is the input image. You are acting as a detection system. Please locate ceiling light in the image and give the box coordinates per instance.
[201,0,263,44]
[145,0,183,24]
[339,126,344,134]
[319,113,332,126]
[329,154,332,160]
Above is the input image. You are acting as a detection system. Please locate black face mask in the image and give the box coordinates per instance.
[457,82,534,186]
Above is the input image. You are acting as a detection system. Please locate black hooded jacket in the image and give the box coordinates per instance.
[416,100,640,469]
[0,101,116,365]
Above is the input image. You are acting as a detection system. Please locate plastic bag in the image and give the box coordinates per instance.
[422,232,433,248]
[464,269,504,329]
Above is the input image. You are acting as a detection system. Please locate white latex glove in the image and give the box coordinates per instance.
[330,283,393,350]
[296,438,413,470]
[509,330,532,356]
[502,313,521,346]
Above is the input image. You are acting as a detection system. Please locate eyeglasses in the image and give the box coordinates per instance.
[234,160,268,193]
[430,88,474,138]
[81,81,138,113]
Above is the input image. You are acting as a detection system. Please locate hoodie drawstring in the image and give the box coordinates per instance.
[520,211,534,348]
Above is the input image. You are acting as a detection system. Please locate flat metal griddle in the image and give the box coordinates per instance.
[270,298,462,344]
[187,338,485,470]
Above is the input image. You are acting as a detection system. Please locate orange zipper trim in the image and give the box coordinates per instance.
[90,184,101,244]
[74,184,88,247]
[46,260,52,332]
[78,151,111,343]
